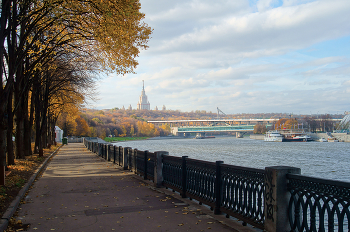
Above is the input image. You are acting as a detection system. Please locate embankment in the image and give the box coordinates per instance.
[250,133,350,142]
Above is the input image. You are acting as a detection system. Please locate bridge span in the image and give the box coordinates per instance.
[147,118,343,136]
[148,118,279,127]
[171,125,257,136]
[148,119,276,136]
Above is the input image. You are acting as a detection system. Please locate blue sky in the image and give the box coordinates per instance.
[92,0,350,115]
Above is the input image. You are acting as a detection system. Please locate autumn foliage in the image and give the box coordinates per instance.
[0,0,152,184]
[56,109,170,139]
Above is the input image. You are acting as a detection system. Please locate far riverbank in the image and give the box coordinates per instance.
[250,132,350,142]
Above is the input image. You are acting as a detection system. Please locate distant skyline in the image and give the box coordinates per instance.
[91,0,350,115]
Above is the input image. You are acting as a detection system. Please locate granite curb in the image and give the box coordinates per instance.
[0,145,63,231]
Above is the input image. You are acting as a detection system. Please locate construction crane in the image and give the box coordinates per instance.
[217,107,227,119]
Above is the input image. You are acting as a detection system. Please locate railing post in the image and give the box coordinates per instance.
[98,143,102,156]
[102,144,105,159]
[181,156,188,198]
[134,149,138,173]
[113,146,116,163]
[102,144,104,157]
[154,151,169,188]
[214,161,224,215]
[107,145,111,161]
[127,148,132,170]
[119,146,123,166]
[144,150,148,180]
[122,147,130,170]
[102,144,104,158]
[102,144,107,159]
[264,166,301,232]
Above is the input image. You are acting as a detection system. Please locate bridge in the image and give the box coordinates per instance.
[148,119,279,127]
[336,111,350,131]
[171,125,257,137]
[148,118,343,136]
[148,119,277,136]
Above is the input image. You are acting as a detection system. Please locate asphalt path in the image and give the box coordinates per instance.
[15,143,258,232]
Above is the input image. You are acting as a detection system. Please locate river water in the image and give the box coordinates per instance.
[115,136,350,183]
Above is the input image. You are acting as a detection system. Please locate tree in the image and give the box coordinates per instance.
[0,0,152,184]
[284,118,298,130]
[253,123,267,134]
[121,126,127,137]
[75,116,90,136]
[273,118,288,130]
[304,116,318,132]
[320,114,333,132]
[160,124,171,133]
[130,125,135,137]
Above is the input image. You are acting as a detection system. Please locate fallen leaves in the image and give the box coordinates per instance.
[1,146,58,219]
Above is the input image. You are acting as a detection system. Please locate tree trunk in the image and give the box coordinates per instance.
[0,105,8,185]
[47,115,53,146]
[14,65,27,159]
[7,91,14,164]
[34,85,41,154]
[27,88,35,156]
[24,102,33,156]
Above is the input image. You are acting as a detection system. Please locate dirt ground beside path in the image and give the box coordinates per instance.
[1,146,59,219]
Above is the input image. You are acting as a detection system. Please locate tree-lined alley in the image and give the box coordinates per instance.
[0,0,152,184]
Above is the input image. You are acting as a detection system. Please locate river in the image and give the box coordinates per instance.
[115,136,350,182]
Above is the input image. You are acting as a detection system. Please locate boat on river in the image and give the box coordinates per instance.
[327,137,339,142]
[280,129,312,142]
[195,135,215,139]
[319,138,327,142]
[264,131,284,142]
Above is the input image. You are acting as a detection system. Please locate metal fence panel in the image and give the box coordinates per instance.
[287,173,350,232]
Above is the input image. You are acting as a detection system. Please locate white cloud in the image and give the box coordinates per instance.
[93,0,350,114]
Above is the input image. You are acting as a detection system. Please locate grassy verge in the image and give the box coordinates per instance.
[104,137,149,142]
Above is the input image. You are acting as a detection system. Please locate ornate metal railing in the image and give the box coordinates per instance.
[114,146,122,166]
[221,164,265,229]
[186,158,217,207]
[162,155,265,229]
[287,173,350,232]
[82,138,350,232]
[163,155,183,193]
[135,150,146,177]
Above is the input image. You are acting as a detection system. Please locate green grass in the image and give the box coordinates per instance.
[104,137,149,142]
[15,179,26,188]
[0,187,6,197]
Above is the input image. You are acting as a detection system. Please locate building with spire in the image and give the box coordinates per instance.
[137,80,150,110]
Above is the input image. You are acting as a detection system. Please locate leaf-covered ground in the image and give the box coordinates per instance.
[0,145,59,231]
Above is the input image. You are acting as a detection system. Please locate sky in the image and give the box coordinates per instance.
[92,0,350,115]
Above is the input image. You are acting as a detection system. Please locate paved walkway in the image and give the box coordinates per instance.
[16,143,258,232]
